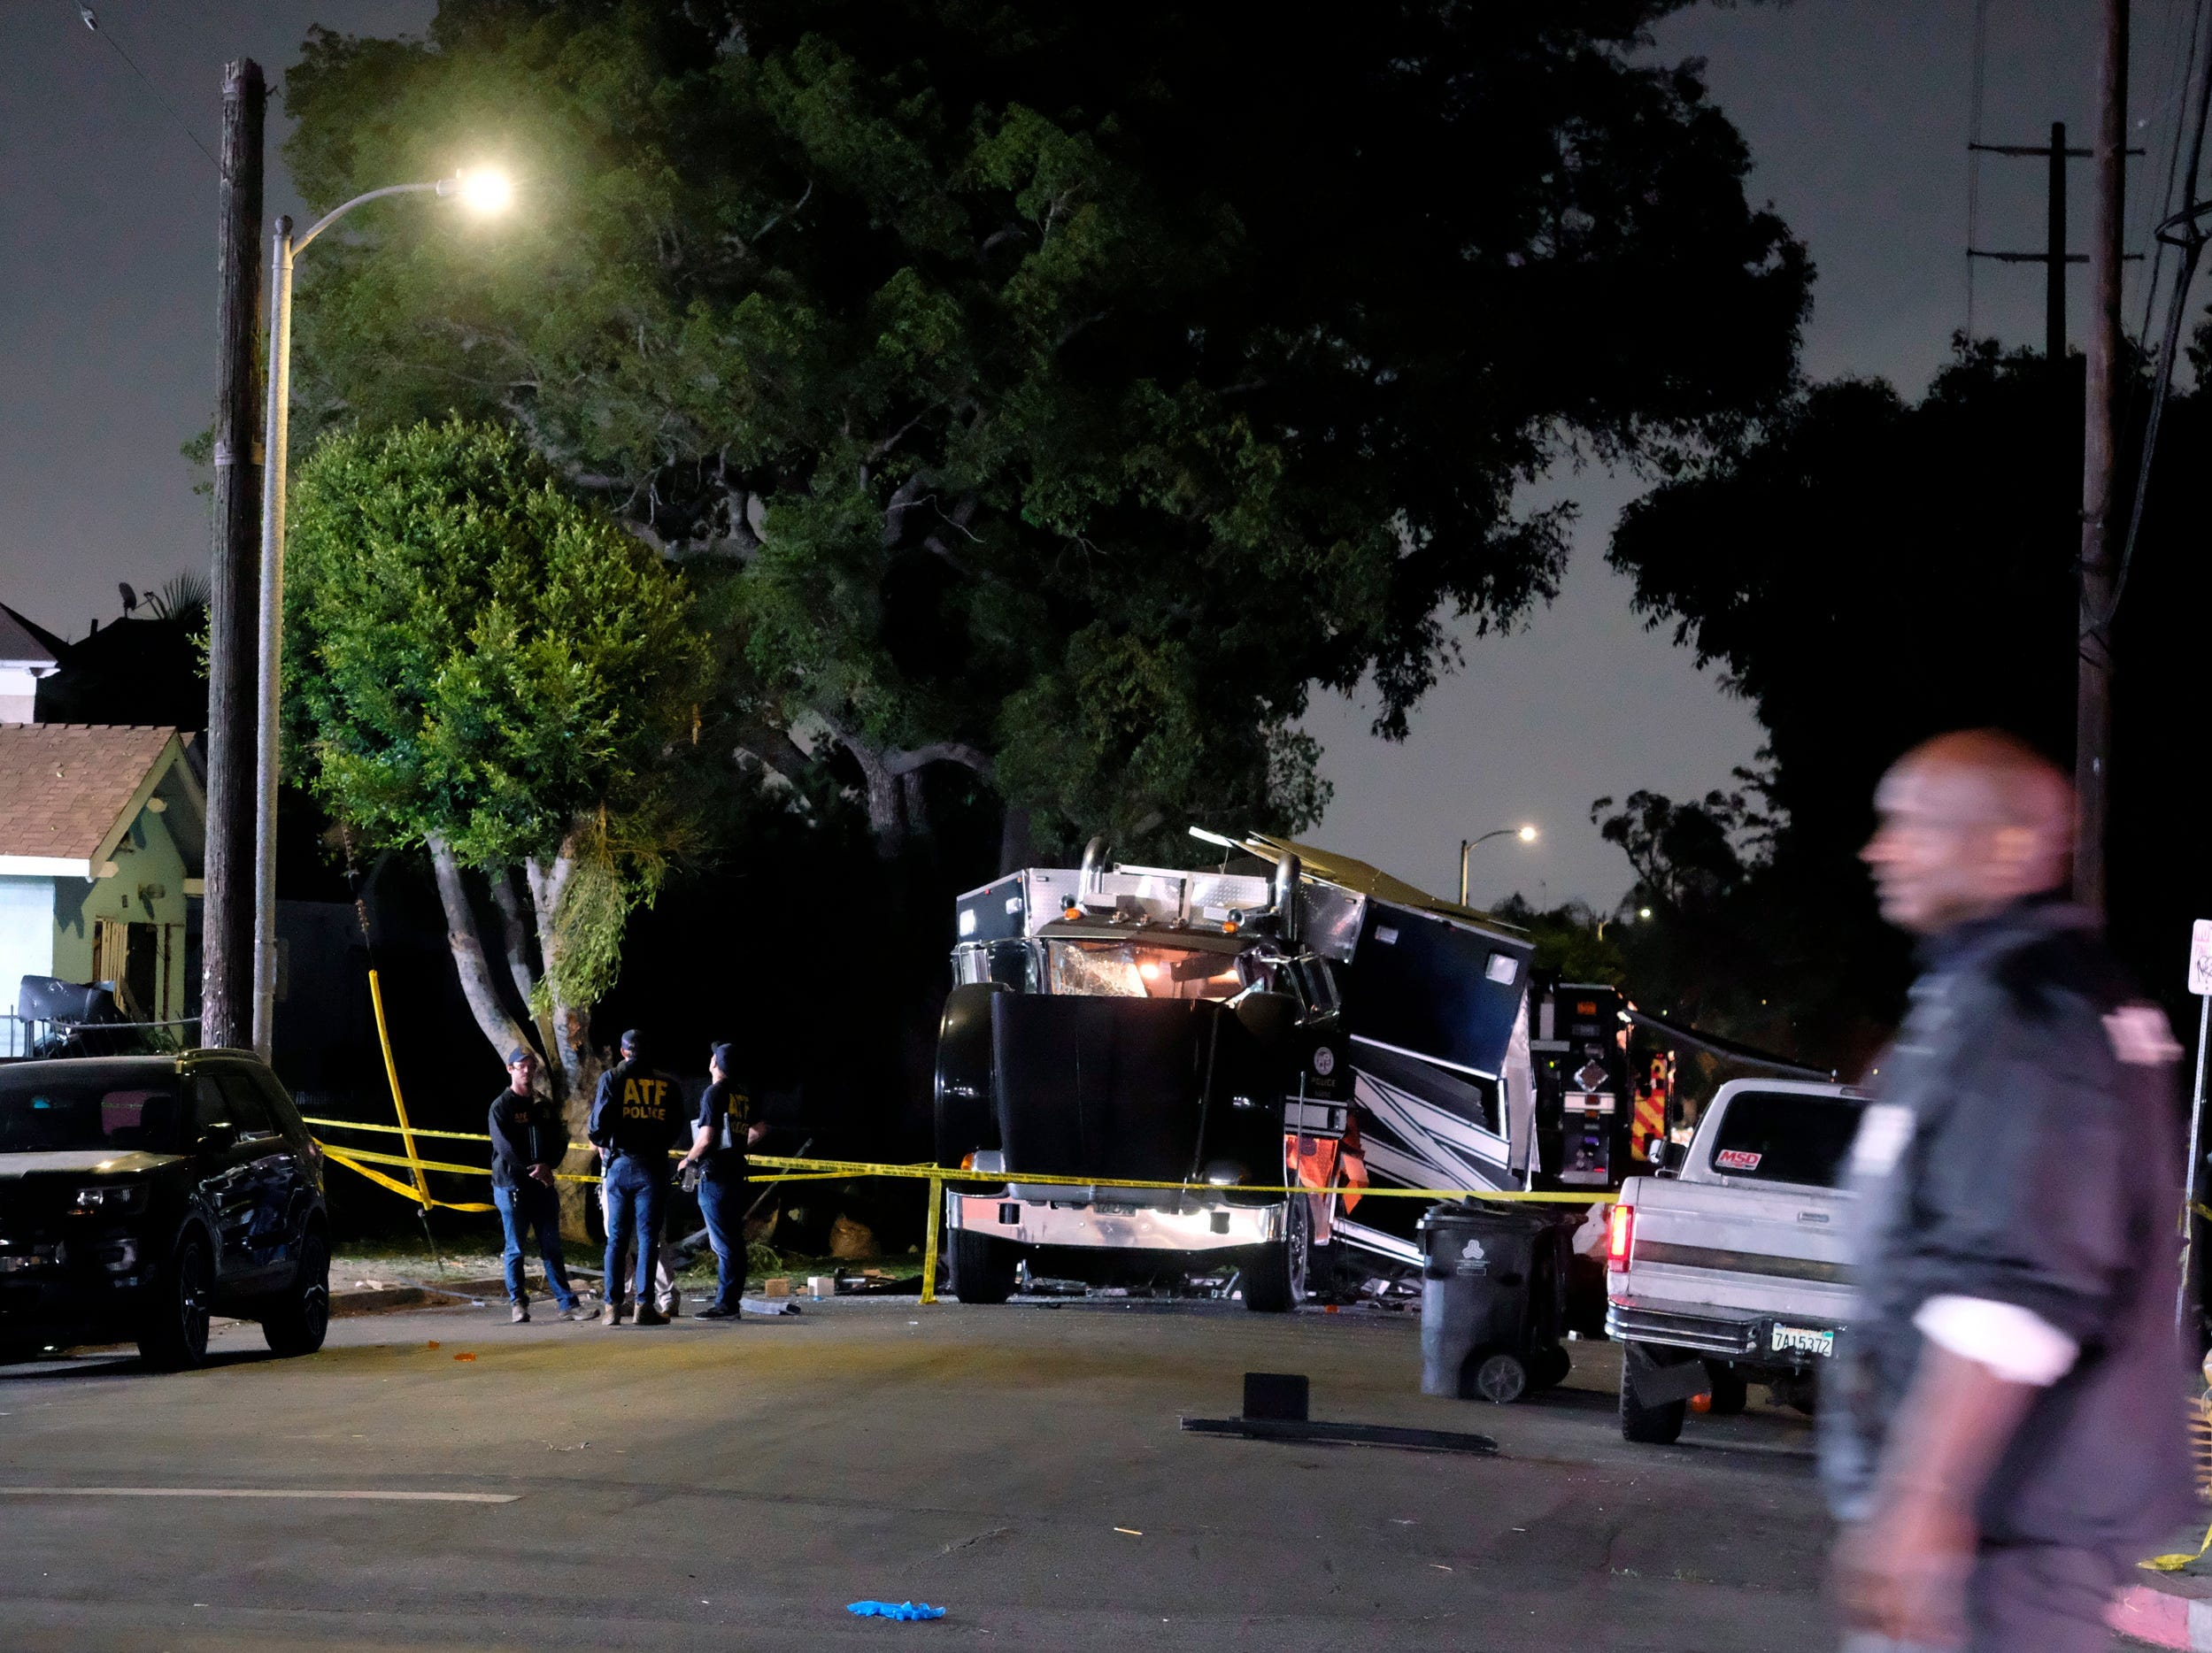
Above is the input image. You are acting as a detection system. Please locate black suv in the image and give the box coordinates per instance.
[0,1050,330,1369]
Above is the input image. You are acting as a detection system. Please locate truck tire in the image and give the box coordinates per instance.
[1241,1195,1309,1313]
[950,1228,1018,1304]
[1703,1362,1748,1417]
[934,983,1008,1168]
[1618,1345,1688,1444]
[261,1231,331,1357]
[137,1230,213,1372]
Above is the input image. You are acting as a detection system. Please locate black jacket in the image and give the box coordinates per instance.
[488,1088,556,1192]
[1821,898,2194,1551]
[587,1057,685,1165]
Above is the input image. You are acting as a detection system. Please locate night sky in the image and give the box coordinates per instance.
[0,2,2195,906]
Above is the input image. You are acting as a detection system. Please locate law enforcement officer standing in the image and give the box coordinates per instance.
[489,1048,588,1323]
[588,1029,684,1326]
[682,1042,765,1319]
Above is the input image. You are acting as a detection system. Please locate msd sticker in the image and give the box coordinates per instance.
[1715,1149,1762,1172]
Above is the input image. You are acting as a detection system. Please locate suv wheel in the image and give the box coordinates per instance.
[1618,1344,1688,1444]
[263,1231,331,1357]
[138,1231,213,1371]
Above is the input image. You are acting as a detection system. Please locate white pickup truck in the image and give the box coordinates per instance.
[1604,1077,1870,1444]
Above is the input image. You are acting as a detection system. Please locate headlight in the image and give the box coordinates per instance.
[69,1183,150,1216]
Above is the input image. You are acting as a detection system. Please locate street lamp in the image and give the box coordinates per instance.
[1457,824,1538,906]
[250,167,514,1057]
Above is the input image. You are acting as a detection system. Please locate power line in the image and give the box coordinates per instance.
[1965,0,1991,338]
[73,4,219,172]
[2106,0,2212,623]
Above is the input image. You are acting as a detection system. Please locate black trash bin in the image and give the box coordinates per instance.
[1419,1200,1572,1403]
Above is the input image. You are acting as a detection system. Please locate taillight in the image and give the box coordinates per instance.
[1607,1203,1634,1272]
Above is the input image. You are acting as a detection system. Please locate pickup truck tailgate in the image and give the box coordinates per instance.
[1611,1172,1853,1338]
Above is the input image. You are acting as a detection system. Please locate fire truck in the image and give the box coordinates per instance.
[932,833,1638,1308]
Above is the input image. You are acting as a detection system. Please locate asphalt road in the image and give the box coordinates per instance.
[0,1297,1837,1652]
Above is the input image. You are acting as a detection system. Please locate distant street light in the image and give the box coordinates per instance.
[250,168,514,1057]
[1458,824,1538,906]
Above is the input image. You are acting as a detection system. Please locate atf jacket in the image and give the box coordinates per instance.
[1820,898,2193,1551]
[587,1058,685,1166]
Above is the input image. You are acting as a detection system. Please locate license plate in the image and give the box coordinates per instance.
[1769,1322,1833,1358]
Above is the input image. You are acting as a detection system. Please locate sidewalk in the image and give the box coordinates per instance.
[2111,1534,2212,1649]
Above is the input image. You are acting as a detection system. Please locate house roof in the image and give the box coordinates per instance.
[0,604,59,670]
[0,724,203,877]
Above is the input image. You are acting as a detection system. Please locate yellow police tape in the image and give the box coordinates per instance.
[303,1114,1613,1306]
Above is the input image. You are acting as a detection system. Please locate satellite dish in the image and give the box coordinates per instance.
[118,581,137,616]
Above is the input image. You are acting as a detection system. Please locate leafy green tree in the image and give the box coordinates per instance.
[1601,343,2211,1067]
[280,0,1809,865]
[284,419,709,1130]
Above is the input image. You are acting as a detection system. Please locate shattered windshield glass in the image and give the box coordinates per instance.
[1045,939,1245,1001]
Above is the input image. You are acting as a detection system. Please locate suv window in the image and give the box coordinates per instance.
[1705,1091,1866,1188]
[250,1071,308,1141]
[218,1073,277,1138]
[194,1072,274,1139]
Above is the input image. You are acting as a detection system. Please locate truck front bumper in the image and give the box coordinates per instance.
[1606,1298,1844,1366]
[945,1189,1284,1253]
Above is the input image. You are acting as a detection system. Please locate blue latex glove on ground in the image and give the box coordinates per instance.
[847,1601,946,1620]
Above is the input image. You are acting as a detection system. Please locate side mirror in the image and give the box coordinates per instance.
[198,1121,237,1154]
[1644,1139,1673,1172]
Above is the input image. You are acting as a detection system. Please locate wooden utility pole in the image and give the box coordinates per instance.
[202,59,265,1050]
[2075,0,2128,912]
[2046,120,2068,366]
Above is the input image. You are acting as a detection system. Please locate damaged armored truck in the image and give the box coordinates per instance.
[933,833,1639,1309]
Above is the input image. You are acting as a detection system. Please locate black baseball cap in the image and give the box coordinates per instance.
[620,1028,643,1054]
[711,1042,737,1072]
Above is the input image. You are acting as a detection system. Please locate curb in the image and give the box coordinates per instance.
[2110,1580,2212,1649]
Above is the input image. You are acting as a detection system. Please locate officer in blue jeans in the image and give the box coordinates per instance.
[588,1029,683,1326]
[488,1048,587,1324]
[681,1042,766,1319]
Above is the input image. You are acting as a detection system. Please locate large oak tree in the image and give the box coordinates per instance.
[281,0,1809,865]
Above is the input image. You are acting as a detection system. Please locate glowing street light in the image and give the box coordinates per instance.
[1458,824,1539,906]
[250,168,516,1056]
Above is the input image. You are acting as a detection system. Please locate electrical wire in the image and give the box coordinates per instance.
[72,3,219,172]
[1965,0,1991,339]
[2103,0,2212,627]
[2137,0,2209,351]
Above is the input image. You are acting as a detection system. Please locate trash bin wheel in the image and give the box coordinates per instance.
[1528,1343,1572,1392]
[1470,1351,1529,1404]
[1618,1344,1687,1444]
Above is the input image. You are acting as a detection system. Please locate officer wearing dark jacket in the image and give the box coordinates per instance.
[681,1042,764,1319]
[1828,731,2192,1651]
[489,1048,586,1323]
[587,1029,684,1326]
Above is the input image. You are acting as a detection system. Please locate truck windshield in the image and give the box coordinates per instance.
[0,1075,185,1154]
[1706,1091,1865,1188]
[1045,939,1245,1001]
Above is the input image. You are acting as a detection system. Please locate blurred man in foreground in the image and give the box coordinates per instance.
[1829,729,2192,1650]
